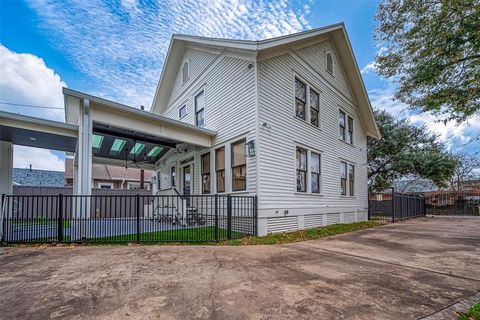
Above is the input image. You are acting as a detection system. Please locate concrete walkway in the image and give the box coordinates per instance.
[0,217,479,319]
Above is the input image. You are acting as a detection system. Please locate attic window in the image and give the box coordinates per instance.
[326,52,333,75]
[182,61,189,84]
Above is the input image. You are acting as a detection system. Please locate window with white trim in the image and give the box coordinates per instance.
[295,77,320,127]
[98,182,113,189]
[326,52,334,74]
[295,78,306,120]
[339,110,346,141]
[296,147,307,192]
[179,105,187,118]
[215,147,225,193]
[231,140,246,191]
[201,152,210,194]
[170,166,176,187]
[340,161,355,196]
[347,116,354,144]
[195,90,205,127]
[311,152,321,193]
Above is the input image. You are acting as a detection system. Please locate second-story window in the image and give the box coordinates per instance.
[347,116,354,144]
[295,78,306,120]
[179,105,187,118]
[339,110,346,141]
[195,90,205,127]
[232,140,246,191]
[201,153,210,194]
[215,147,225,193]
[310,89,319,127]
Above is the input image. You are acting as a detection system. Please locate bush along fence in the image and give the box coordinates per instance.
[369,188,426,223]
[0,194,257,244]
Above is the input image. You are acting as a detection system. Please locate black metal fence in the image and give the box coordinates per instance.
[369,189,426,222]
[0,194,257,244]
[424,191,480,217]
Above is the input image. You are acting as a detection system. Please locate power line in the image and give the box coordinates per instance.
[0,101,64,110]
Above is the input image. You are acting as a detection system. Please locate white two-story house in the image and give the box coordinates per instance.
[149,23,380,235]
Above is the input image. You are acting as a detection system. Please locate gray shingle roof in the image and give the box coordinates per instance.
[13,168,65,187]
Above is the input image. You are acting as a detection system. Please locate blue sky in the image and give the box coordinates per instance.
[0,0,478,170]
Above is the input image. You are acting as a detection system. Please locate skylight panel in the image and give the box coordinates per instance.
[92,134,104,153]
[129,143,145,156]
[109,139,126,156]
[147,146,163,158]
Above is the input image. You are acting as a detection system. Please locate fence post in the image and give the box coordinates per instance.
[254,195,258,236]
[136,194,140,243]
[391,187,395,223]
[214,194,219,242]
[1,194,5,242]
[58,194,64,242]
[227,194,232,240]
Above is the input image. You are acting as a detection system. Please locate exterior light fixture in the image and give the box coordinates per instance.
[245,140,255,157]
[29,137,37,141]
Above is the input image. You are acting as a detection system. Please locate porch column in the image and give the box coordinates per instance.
[0,141,13,195]
[78,98,92,196]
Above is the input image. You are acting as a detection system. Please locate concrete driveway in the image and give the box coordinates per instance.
[1,218,479,320]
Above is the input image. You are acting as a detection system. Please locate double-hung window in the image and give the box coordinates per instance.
[340,110,354,144]
[340,161,347,196]
[311,152,321,193]
[347,116,354,144]
[195,90,205,127]
[295,78,306,120]
[232,140,246,191]
[348,164,355,196]
[170,166,176,187]
[339,111,346,141]
[201,153,210,194]
[310,89,319,127]
[215,147,225,193]
[340,161,355,196]
[296,147,307,192]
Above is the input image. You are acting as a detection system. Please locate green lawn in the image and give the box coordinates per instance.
[91,226,244,243]
[13,218,70,228]
[456,303,480,320]
[221,221,381,245]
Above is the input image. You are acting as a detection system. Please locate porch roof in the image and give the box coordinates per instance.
[63,88,217,167]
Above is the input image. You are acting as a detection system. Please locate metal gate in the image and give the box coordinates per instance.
[424,191,480,217]
[369,188,426,222]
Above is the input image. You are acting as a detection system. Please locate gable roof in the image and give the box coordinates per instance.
[151,22,380,139]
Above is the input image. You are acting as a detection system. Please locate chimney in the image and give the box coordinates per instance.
[140,105,145,110]
[29,164,32,171]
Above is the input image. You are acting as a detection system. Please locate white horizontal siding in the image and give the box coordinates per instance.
[267,216,298,233]
[159,50,257,196]
[257,47,369,232]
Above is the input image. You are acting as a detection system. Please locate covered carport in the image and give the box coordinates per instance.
[0,88,216,197]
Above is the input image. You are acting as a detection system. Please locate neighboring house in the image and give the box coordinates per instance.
[148,23,380,234]
[13,167,65,187]
[64,158,154,190]
[458,179,480,192]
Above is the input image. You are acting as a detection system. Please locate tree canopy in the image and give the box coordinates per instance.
[374,0,480,123]
[368,109,456,191]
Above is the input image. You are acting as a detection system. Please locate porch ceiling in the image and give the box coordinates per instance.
[0,111,78,152]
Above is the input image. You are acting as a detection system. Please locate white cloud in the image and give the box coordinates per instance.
[14,146,65,171]
[0,44,66,121]
[368,85,480,152]
[361,61,376,74]
[0,45,67,171]
[27,0,312,109]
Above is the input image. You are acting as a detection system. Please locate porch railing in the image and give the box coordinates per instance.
[0,193,257,244]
